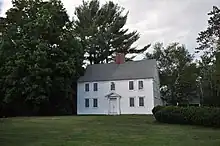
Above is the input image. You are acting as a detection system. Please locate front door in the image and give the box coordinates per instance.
[109,98,118,115]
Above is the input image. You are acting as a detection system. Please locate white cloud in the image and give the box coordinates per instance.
[1,0,12,16]
[1,0,220,56]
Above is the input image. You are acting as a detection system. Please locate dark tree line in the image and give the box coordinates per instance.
[0,0,219,117]
[0,0,147,116]
[0,0,85,116]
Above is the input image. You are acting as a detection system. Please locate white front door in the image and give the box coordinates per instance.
[109,98,118,115]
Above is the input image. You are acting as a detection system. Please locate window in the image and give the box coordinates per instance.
[93,83,98,91]
[130,97,135,107]
[85,83,89,92]
[138,81,143,90]
[129,81,134,90]
[111,82,115,90]
[139,97,144,106]
[93,99,98,107]
[85,99,89,107]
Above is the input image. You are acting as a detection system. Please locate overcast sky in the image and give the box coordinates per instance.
[1,0,220,57]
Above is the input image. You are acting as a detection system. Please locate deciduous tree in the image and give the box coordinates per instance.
[0,0,83,116]
[146,43,199,105]
[196,6,220,106]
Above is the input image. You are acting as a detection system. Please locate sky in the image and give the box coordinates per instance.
[1,0,220,58]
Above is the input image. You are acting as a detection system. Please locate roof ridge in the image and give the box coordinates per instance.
[78,59,157,82]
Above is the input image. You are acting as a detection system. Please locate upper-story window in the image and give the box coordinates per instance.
[129,81,134,90]
[85,83,89,92]
[111,82,115,90]
[138,81,143,90]
[93,83,98,91]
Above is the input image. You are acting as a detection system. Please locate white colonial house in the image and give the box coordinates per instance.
[77,54,163,115]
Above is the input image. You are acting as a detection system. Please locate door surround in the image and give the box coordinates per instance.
[105,93,121,115]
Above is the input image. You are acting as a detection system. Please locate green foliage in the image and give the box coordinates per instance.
[196,6,220,106]
[197,6,220,52]
[152,105,164,115]
[154,106,220,127]
[146,43,199,105]
[0,0,83,116]
[74,0,150,64]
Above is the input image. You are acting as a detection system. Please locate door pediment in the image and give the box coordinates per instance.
[105,92,121,98]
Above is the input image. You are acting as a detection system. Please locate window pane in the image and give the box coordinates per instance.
[129,81,134,90]
[85,84,89,92]
[138,81,143,89]
[111,82,115,90]
[139,97,144,106]
[85,99,89,107]
[93,83,98,91]
[93,99,98,107]
[130,98,134,107]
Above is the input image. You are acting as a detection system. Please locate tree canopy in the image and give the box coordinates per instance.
[146,43,199,105]
[0,1,220,117]
[0,0,83,116]
[196,6,220,106]
[74,0,150,64]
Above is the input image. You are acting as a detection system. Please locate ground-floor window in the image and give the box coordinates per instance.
[129,97,135,107]
[93,98,98,107]
[85,99,89,107]
[139,97,144,106]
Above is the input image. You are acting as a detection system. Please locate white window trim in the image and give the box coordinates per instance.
[110,82,115,91]
[129,97,135,107]
[92,98,98,108]
[138,96,145,107]
[128,80,134,91]
[85,98,90,108]
[85,83,90,92]
[93,83,98,91]
[138,80,144,90]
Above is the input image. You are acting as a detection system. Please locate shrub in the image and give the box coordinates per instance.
[152,105,164,115]
[153,106,220,127]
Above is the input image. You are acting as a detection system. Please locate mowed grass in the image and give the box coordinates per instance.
[0,116,220,146]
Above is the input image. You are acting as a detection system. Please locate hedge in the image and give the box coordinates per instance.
[152,105,164,115]
[152,105,220,127]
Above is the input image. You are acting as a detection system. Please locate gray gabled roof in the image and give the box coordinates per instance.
[78,59,157,82]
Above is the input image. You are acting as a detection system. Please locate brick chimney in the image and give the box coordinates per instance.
[115,53,125,64]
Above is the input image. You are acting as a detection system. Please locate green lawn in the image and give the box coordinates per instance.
[0,115,220,146]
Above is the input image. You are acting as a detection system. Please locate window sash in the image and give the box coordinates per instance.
[85,99,89,107]
[93,99,98,107]
[85,84,89,92]
[139,97,144,106]
[138,81,143,89]
[130,97,135,107]
[93,83,98,91]
[111,82,115,90]
[129,81,134,90]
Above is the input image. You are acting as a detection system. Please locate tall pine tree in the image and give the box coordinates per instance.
[74,0,149,64]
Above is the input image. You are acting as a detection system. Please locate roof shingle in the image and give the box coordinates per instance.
[78,59,157,82]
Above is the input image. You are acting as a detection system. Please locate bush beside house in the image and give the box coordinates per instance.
[152,105,164,115]
[152,106,220,127]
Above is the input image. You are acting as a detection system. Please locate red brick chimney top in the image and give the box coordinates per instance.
[115,53,125,64]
